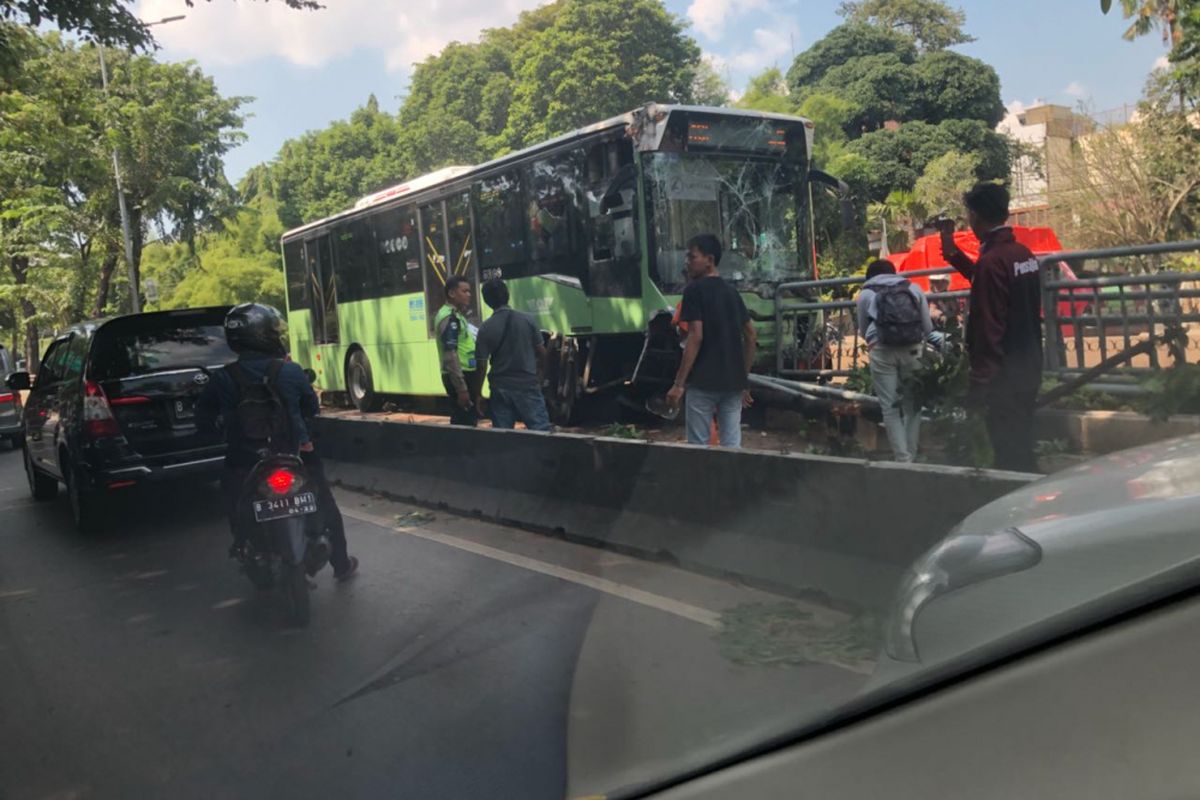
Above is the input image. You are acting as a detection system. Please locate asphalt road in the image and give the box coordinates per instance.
[0,441,868,800]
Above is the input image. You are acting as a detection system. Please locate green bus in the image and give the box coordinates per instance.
[280,103,836,421]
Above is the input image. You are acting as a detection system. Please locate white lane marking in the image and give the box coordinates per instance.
[343,508,722,629]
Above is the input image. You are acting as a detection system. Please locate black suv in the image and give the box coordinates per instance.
[4,307,236,530]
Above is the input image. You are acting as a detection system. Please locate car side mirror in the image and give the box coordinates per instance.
[5,371,31,391]
[303,368,317,384]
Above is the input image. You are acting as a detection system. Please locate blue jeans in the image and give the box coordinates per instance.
[685,387,743,447]
[869,345,923,462]
[490,386,552,432]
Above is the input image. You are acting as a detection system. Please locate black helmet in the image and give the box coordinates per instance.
[224,303,288,357]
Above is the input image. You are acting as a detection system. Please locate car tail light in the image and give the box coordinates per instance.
[266,469,296,495]
[0,392,14,405]
[109,395,151,406]
[83,381,121,439]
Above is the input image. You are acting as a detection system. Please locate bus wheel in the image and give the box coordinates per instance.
[544,337,580,426]
[346,350,381,412]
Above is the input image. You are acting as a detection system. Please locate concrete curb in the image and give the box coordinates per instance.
[1036,409,1200,455]
[315,417,1035,612]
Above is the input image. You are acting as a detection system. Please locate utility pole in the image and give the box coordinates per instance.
[96,15,185,315]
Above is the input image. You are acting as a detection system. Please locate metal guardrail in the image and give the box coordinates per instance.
[774,266,964,379]
[772,240,1200,385]
[1040,241,1200,378]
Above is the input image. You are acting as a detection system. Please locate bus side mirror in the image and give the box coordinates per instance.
[808,169,854,230]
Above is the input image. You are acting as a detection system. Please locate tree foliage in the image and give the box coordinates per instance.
[0,26,244,361]
[778,8,1007,275]
[502,0,701,147]
[1050,74,1200,250]
[263,0,706,230]
[837,0,975,51]
[0,0,320,52]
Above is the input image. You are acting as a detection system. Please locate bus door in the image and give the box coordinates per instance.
[446,191,480,314]
[304,233,339,344]
[419,201,450,336]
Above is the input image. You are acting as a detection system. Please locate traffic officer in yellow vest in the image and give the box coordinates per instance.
[435,275,482,426]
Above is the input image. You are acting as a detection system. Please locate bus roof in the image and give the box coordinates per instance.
[281,103,815,242]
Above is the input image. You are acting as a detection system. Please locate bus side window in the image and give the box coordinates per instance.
[473,171,527,281]
[335,217,379,302]
[523,153,585,281]
[584,139,640,298]
[374,205,422,295]
[283,239,308,312]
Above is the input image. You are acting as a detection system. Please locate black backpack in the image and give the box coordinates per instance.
[226,360,292,454]
[874,281,925,346]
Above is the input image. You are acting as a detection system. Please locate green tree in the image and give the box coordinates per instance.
[1050,74,1200,250]
[503,0,701,148]
[1,0,319,52]
[911,50,1005,126]
[267,97,407,228]
[401,39,517,172]
[1101,0,1187,45]
[1,28,246,358]
[913,149,981,218]
[90,47,246,312]
[691,58,731,107]
[820,52,918,134]
[837,0,975,51]
[849,119,1008,200]
[736,68,794,115]
[786,22,916,90]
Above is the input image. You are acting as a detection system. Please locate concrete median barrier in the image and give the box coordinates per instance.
[314,417,1035,611]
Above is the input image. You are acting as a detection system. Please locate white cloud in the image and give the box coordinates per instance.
[727,25,793,71]
[1064,81,1088,98]
[686,0,768,41]
[136,0,549,73]
[1154,54,1171,71]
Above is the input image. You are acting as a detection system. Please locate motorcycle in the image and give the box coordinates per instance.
[234,452,330,626]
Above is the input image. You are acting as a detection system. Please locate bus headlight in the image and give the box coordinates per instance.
[885,527,1042,663]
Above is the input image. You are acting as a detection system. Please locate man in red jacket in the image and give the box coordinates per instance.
[941,183,1043,473]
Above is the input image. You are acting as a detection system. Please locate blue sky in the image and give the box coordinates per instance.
[135,0,1168,184]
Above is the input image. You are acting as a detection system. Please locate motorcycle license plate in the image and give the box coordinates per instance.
[252,492,317,522]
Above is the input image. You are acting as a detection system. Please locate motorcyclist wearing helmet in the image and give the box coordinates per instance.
[197,303,358,581]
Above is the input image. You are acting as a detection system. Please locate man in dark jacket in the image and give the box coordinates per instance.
[197,303,358,580]
[941,183,1043,472]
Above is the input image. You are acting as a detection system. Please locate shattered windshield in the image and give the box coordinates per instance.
[645,152,802,289]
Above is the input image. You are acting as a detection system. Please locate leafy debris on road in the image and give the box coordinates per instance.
[394,511,437,527]
[716,601,879,673]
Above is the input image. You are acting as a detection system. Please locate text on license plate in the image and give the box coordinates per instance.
[252,492,318,522]
[174,399,194,418]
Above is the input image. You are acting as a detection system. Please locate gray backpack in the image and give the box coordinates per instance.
[874,281,924,346]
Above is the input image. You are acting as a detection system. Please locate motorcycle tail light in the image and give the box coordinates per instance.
[266,469,296,495]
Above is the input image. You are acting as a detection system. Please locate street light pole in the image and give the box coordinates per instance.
[97,45,139,314]
[96,15,186,315]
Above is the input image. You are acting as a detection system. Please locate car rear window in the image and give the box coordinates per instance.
[90,315,236,380]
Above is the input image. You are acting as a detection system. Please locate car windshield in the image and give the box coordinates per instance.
[89,320,236,380]
[3,2,1198,799]
[645,153,801,288]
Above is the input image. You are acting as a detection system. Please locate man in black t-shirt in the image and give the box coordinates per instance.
[666,233,757,447]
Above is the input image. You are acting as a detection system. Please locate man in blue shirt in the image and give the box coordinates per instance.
[197,303,358,580]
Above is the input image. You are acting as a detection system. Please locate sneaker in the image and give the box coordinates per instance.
[334,556,359,582]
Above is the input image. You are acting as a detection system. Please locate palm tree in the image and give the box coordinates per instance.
[1101,0,1184,47]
